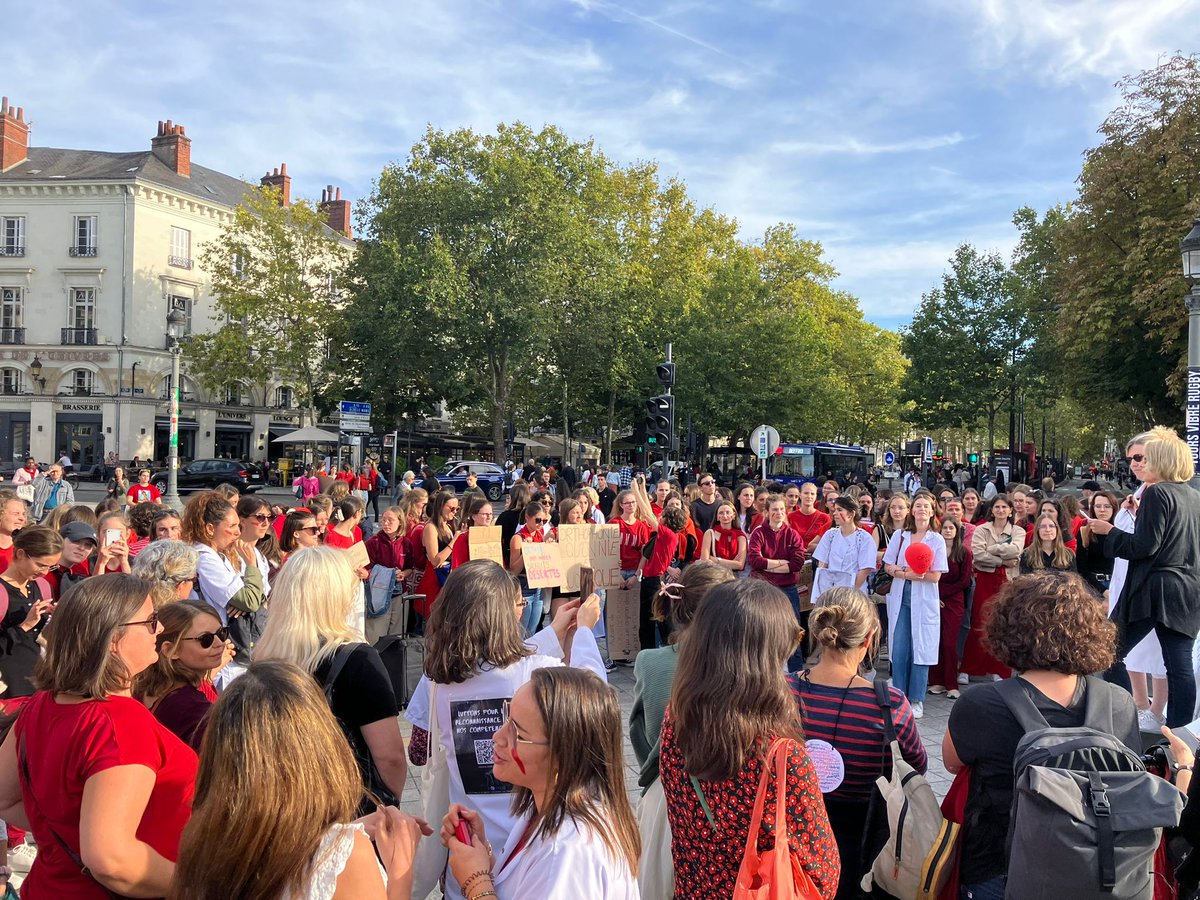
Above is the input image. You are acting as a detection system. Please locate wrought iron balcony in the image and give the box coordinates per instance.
[0,245,24,257]
[61,327,97,345]
[68,245,98,257]
[0,327,24,344]
[168,255,193,269]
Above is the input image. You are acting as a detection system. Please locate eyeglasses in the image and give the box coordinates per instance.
[500,699,549,746]
[182,626,231,649]
[246,513,271,523]
[700,481,714,487]
[299,525,321,535]
[1130,454,1146,463]
[122,612,160,635]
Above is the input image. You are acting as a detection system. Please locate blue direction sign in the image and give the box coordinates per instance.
[339,400,372,432]
[883,450,895,467]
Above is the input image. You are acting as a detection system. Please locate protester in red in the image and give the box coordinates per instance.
[126,469,162,506]
[788,483,832,556]
[749,494,807,671]
[0,493,26,575]
[0,573,198,897]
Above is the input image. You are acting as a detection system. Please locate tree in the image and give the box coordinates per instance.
[901,244,1035,456]
[1053,54,1200,424]
[189,186,349,428]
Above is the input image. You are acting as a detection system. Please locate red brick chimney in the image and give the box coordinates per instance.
[260,163,291,206]
[0,97,29,173]
[319,185,352,238]
[151,120,191,177]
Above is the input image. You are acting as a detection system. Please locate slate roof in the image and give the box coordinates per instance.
[0,147,258,209]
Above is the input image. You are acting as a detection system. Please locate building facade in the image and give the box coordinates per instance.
[0,98,353,469]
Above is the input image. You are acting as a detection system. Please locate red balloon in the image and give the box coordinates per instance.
[905,542,934,576]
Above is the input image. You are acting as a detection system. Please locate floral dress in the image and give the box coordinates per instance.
[658,708,840,899]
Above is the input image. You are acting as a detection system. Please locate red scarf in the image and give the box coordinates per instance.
[713,525,742,560]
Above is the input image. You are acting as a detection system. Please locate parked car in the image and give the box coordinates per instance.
[150,459,265,495]
[435,460,506,501]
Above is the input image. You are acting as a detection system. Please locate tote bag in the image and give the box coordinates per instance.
[411,683,452,897]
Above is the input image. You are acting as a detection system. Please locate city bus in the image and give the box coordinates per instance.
[766,442,876,486]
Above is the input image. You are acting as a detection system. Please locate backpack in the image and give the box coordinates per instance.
[996,677,1185,900]
[860,681,960,899]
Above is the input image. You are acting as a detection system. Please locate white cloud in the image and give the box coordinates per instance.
[770,133,966,157]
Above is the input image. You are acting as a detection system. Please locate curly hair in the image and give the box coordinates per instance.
[984,571,1116,674]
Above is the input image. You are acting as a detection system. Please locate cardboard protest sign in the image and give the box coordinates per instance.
[556,524,621,590]
[606,586,640,660]
[343,541,370,572]
[522,542,564,589]
[468,525,504,566]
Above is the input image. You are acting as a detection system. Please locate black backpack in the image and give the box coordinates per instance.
[996,677,1185,899]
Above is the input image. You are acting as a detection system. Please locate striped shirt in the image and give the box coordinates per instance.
[791,675,927,802]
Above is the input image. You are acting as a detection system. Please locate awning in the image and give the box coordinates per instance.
[215,421,253,433]
[271,426,340,443]
[516,434,552,449]
[154,417,199,431]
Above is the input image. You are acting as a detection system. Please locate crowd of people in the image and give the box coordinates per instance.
[0,425,1194,898]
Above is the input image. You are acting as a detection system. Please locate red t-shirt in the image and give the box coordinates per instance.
[336,471,356,485]
[323,528,362,549]
[617,518,651,571]
[126,483,162,505]
[450,531,471,568]
[787,509,832,546]
[15,692,197,899]
[0,543,12,576]
[643,525,678,578]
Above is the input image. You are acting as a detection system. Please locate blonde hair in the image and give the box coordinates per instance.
[809,587,879,655]
[253,546,362,673]
[1142,425,1195,483]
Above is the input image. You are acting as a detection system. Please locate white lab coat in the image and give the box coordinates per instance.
[812,526,877,603]
[492,814,639,900]
[883,530,948,666]
[405,627,606,900]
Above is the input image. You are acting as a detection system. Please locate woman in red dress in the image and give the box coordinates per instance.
[960,496,1025,681]
[415,492,460,616]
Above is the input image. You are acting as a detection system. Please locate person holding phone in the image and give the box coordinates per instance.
[0,527,63,698]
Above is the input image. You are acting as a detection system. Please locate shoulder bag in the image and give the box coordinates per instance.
[410,682,451,897]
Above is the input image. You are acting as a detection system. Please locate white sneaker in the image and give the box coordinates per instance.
[911,701,924,719]
[990,674,1003,682]
[946,689,960,699]
[1138,708,1165,733]
[957,672,969,685]
[928,685,947,695]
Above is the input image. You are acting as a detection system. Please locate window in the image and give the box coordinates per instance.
[167,295,193,335]
[0,369,20,395]
[69,288,96,330]
[224,382,245,406]
[71,216,97,256]
[0,217,24,257]
[0,288,21,328]
[275,386,294,408]
[70,369,94,396]
[169,227,192,268]
[233,253,247,280]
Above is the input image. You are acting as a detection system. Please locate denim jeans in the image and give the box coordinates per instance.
[1106,617,1197,726]
[781,584,805,672]
[519,581,543,638]
[891,582,929,703]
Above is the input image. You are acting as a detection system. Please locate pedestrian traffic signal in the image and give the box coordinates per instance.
[645,394,674,447]
[656,362,675,387]
[968,453,979,464]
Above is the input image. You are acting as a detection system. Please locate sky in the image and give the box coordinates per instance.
[5,0,1193,330]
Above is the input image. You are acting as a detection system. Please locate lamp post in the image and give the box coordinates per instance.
[1181,217,1200,488]
[164,304,188,510]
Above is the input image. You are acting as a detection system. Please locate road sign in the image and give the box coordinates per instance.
[883,450,896,467]
[923,436,934,463]
[339,400,372,433]
[751,424,781,460]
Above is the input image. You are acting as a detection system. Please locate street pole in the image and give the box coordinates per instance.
[663,342,672,479]
[1186,287,1200,489]
[164,306,186,511]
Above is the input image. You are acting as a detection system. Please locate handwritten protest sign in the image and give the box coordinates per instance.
[468,526,504,566]
[522,542,564,589]
[556,524,621,590]
[343,541,370,572]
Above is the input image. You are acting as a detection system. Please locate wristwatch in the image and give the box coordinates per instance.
[1171,761,1194,773]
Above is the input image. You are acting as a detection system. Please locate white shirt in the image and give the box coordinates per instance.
[285,823,385,900]
[812,526,876,601]
[58,455,72,468]
[883,530,949,665]
[405,627,606,900]
[492,814,638,900]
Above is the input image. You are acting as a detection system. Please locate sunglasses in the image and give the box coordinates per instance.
[122,612,160,635]
[182,626,231,649]
[534,517,549,525]
[1130,454,1146,463]
[700,481,714,486]
[298,525,321,535]
[246,513,271,523]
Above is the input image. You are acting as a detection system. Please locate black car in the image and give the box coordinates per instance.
[151,459,265,495]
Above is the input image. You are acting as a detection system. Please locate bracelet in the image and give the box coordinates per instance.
[461,870,492,893]
[469,892,498,900]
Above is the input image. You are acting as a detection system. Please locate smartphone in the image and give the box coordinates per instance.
[455,820,471,846]
[1171,716,1200,754]
[105,528,121,547]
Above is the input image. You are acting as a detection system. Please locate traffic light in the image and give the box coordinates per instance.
[656,362,675,387]
[968,452,979,464]
[505,421,516,443]
[645,394,674,448]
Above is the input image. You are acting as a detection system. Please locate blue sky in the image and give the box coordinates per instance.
[6,0,1192,329]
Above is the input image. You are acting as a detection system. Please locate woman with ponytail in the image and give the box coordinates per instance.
[795,586,927,899]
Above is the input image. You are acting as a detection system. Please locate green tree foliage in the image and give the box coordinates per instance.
[1053,54,1200,424]
[189,186,350,427]
[901,244,1035,454]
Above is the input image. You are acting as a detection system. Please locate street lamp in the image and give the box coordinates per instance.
[164,303,188,510]
[29,355,45,394]
[1180,215,1200,486]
